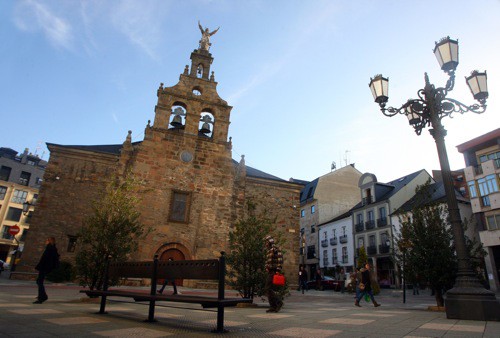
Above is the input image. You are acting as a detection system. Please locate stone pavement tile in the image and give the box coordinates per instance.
[93,327,173,337]
[269,327,341,337]
[483,321,500,338]
[9,308,63,315]
[449,323,485,332]
[319,317,375,325]
[44,316,109,325]
[154,312,184,318]
[247,313,294,319]
[318,307,351,311]
[199,319,248,326]
[351,312,395,317]
[0,303,30,308]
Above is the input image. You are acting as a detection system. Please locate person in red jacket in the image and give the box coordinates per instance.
[265,235,284,313]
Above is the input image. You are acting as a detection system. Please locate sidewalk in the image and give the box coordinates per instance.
[1,273,499,337]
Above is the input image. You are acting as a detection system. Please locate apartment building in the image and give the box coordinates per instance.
[457,128,500,291]
[0,148,46,266]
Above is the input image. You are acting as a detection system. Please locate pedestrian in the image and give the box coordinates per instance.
[355,262,380,307]
[339,268,346,293]
[265,235,284,313]
[298,265,308,294]
[157,257,179,295]
[315,268,322,290]
[34,237,60,304]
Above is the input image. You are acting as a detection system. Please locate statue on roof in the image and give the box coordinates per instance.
[198,20,219,51]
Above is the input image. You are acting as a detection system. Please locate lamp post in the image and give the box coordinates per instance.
[369,37,499,321]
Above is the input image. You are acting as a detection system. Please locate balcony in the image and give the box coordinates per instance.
[330,237,338,245]
[365,220,375,230]
[355,223,364,232]
[339,235,348,244]
[321,240,329,247]
[379,244,390,254]
[377,217,388,227]
[367,245,377,255]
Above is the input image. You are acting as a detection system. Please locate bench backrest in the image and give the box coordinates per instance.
[156,259,220,280]
[108,261,155,279]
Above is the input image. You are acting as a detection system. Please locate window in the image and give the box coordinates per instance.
[342,246,348,262]
[479,151,500,163]
[169,191,191,222]
[323,249,328,258]
[369,235,376,246]
[468,181,477,198]
[24,211,33,224]
[357,237,364,248]
[301,209,305,217]
[478,175,498,206]
[367,210,374,221]
[323,232,327,239]
[11,190,28,204]
[332,249,337,264]
[311,205,315,214]
[0,166,12,181]
[311,224,316,233]
[0,186,6,200]
[486,175,499,193]
[332,229,336,238]
[67,236,78,252]
[380,232,389,246]
[1,226,14,240]
[19,171,31,186]
[27,160,36,166]
[307,245,316,259]
[379,207,386,219]
[486,214,500,230]
[356,213,363,224]
[342,226,346,236]
[6,207,22,222]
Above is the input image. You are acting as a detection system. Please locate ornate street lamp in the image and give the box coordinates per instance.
[369,37,499,321]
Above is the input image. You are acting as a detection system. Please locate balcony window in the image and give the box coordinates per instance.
[11,189,28,204]
[468,181,477,198]
[379,206,386,219]
[342,247,348,263]
[19,171,31,186]
[332,249,338,265]
[6,207,22,222]
[0,166,12,181]
[486,214,500,230]
[0,186,6,200]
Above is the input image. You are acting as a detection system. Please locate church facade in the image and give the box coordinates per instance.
[16,34,302,285]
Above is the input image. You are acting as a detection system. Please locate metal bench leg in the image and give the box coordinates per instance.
[98,296,108,314]
[145,300,157,323]
[213,305,227,333]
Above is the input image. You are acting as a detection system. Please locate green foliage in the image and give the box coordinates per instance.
[357,246,368,269]
[226,215,273,299]
[395,181,456,307]
[46,260,74,283]
[75,174,149,290]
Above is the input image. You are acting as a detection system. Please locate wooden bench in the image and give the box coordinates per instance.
[81,252,251,332]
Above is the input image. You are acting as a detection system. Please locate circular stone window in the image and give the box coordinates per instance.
[180,150,193,163]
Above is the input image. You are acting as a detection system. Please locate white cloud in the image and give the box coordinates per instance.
[13,0,73,50]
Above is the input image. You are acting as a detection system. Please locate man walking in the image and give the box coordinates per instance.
[265,235,284,312]
[298,265,308,294]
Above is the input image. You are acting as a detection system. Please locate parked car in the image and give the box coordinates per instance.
[306,276,343,291]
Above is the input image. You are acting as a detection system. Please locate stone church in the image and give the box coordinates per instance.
[16,29,302,285]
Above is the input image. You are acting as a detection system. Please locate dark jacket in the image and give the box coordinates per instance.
[35,244,59,273]
[361,269,372,291]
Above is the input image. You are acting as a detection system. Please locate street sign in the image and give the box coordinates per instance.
[8,225,20,236]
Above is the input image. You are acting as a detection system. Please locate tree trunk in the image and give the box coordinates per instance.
[435,288,444,307]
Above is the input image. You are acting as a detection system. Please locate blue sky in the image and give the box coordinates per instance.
[1,0,499,183]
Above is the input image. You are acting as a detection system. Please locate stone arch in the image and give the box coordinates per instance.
[196,64,204,78]
[155,242,191,260]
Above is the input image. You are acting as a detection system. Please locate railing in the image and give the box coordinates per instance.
[378,244,390,254]
[367,245,377,255]
[321,240,328,247]
[330,237,338,245]
[339,235,348,243]
[355,223,364,232]
[365,220,375,230]
[377,217,388,227]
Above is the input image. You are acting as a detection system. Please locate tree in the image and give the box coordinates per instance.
[226,214,273,300]
[75,174,149,290]
[395,181,456,307]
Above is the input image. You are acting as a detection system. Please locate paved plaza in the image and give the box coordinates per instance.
[1,273,499,337]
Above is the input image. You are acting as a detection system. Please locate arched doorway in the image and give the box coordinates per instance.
[159,248,185,286]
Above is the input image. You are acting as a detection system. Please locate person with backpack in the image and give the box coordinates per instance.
[33,237,60,304]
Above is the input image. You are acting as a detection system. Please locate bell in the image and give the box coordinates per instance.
[170,114,183,128]
[199,122,211,134]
